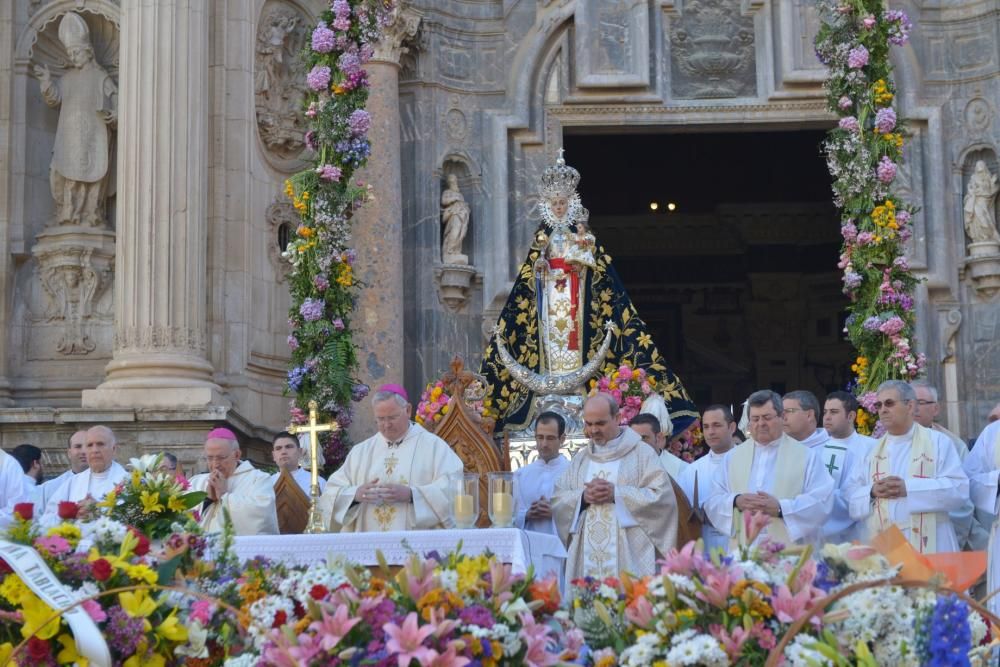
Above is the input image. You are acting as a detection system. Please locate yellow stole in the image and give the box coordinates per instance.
[728,435,809,546]
[867,424,937,553]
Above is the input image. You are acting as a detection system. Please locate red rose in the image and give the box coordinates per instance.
[26,637,51,661]
[91,558,113,582]
[309,584,329,600]
[271,610,288,628]
[130,528,151,556]
[58,501,80,520]
[13,502,33,522]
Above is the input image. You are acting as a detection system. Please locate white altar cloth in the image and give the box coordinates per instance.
[233,528,568,582]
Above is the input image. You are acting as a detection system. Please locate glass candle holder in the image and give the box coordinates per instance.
[488,471,515,528]
[450,472,480,529]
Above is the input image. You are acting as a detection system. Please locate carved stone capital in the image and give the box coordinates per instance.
[965,242,1000,298]
[434,263,477,312]
[371,4,422,66]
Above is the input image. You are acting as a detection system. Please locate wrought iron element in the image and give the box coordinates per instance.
[493,320,614,395]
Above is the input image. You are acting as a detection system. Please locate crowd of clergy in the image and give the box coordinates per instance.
[4,380,1000,612]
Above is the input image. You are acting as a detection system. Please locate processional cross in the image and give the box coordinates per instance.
[286,400,339,534]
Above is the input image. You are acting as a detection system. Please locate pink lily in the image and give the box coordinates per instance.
[660,540,702,575]
[401,558,438,601]
[490,559,519,603]
[426,643,471,667]
[694,560,741,609]
[310,603,362,651]
[709,624,752,660]
[384,612,438,667]
[772,584,823,625]
[560,627,586,660]
[743,509,771,544]
[624,595,655,629]
[518,613,559,667]
[428,606,460,638]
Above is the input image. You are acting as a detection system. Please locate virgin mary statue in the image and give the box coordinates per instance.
[480,152,697,434]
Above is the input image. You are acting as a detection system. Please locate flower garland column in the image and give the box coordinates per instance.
[83,0,222,408]
[348,5,420,435]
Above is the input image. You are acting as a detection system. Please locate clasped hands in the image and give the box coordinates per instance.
[583,478,615,505]
[355,478,412,504]
[871,475,907,499]
[206,470,228,501]
[525,496,553,521]
[734,492,782,517]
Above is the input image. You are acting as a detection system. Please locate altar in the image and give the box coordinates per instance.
[233,528,567,582]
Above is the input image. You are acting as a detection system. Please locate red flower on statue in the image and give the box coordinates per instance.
[13,502,32,522]
[58,501,80,520]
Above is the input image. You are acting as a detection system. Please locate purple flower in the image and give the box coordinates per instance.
[459,605,497,628]
[287,335,299,350]
[106,605,145,656]
[338,51,362,76]
[843,271,863,289]
[857,231,875,245]
[333,15,351,31]
[312,22,336,53]
[876,156,897,183]
[838,116,860,132]
[299,298,325,321]
[862,14,876,29]
[893,256,910,270]
[347,109,371,136]
[841,222,858,242]
[305,130,318,151]
[351,384,369,401]
[896,210,911,226]
[863,316,882,331]
[344,249,357,265]
[332,0,351,18]
[332,317,345,331]
[314,274,330,291]
[879,316,906,336]
[838,96,853,110]
[874,107,897,134]
[899,226,913,243]
[316,164,342,182]
[847,45,869,69]
[287,366,308,392]
[884,10,912,45]
[306,65,331,91]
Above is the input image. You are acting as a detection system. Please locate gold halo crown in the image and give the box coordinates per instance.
[539,151,581,199]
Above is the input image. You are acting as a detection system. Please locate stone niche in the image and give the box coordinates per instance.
[255,0,311,171]
[961,148,1000,298]
[434,156,481,313]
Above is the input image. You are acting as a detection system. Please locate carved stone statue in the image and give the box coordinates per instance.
[255,6,305,160]
[441,174,471,265]
[33,13,117,228]
[964,160,1000,245]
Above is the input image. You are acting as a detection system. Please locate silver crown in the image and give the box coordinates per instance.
[540,149,581,199]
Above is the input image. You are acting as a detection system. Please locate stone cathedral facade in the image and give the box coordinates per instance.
[0,0,998,466]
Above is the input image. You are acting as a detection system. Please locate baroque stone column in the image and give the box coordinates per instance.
[82,0,222,409]
[350,5,420,436]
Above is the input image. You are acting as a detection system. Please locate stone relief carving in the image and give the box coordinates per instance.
[964,97,992,134]
[31,229,114,356]
[266,200,297,282]
[115,326,206,354]
[669,0,757,99]
[575,0,649,86]
[441,174,470,265]
[32,12,118,228]
[597,1,631,73]
[964,160,1000,245]
[373,5,421,65]
[255,2,308,163]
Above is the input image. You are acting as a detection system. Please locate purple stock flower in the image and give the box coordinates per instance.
[351,383,369,401]
[316,164,342,182]
[857,231,875,245]
[843,271,863,289]
[876,156,897,183]
[312,22,336,53]
[347,109,371,136]
[332,317,345,331]
[896,210,912,226]
[338,51,362,76]
[863,316,882,331]
[874,107,897,133]
[333,15,351,31]
[884,10,912,45]
[287,335,299,350]
[343,249,357,264]
[106,605,145,656]
[459,605,497,628]
[332,0,351,18]
[838,96,853,110]
[847,45,869,69]
[879,316,906,336]
[314,274,330,291]
[841,222,858,242]
[288,366,308,392]
[299,298,325,321]
[306,65,332,91]
[838,116,860,132]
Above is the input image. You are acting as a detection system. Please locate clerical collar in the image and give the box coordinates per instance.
[885,425,916,446]
[708,449,729,462]
[537,455,565,468]
[386,425,413,448]
[755,437,781,449]
[91,467,110,480]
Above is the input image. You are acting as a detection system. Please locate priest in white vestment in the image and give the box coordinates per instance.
[319,385,464,532]
[0,449,29,529]
[678,405,736,554]
[705,390,834,548]
[962,420,1000,617]
[34,430,89,513]
[912,381,986,550]
[844,381,968,554]
[629,413,689,479]
[552,394,678,582]
[40,426,127,526]
[269,431,326,496]
[515,411,570,536]
[821,391,877,542]
[189,428,279,535]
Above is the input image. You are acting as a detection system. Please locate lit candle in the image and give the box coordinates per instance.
[454,493,475,528]
[492,491,514,527]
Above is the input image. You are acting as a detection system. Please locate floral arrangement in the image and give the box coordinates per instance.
[415,380,492,427]
[101,454,207,541]
[667,420,709,463]
[282,0,394,467]
[815,0,923,434]
[570,514,991,667]
[589,363,657,425]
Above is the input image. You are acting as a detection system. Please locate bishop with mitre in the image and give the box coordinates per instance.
[189,427,279,535]
[552,394,678,581]
[319,384,464,532]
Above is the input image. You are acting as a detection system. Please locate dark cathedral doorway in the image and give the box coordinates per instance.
[564,129,854,409]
